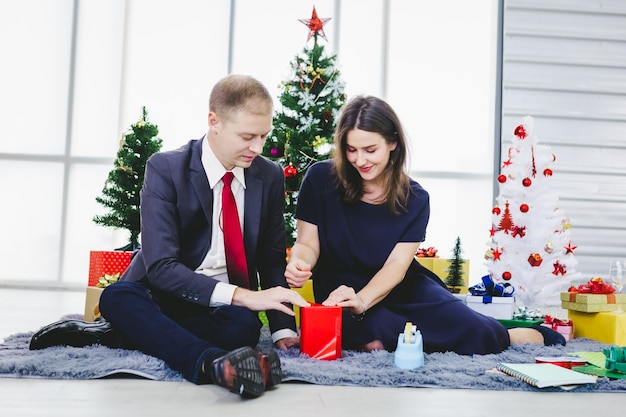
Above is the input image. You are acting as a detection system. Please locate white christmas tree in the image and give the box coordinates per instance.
[485,116,580,307]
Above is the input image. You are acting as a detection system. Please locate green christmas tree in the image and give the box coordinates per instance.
[93,107,163,250]
[445,237,466,292]
[262,6,346,247]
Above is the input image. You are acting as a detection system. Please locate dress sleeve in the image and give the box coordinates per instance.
[398,182,430,243]
[294,162,325,226]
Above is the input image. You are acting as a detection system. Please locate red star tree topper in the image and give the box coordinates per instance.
[485,116,580,307]
[298,6,331,42]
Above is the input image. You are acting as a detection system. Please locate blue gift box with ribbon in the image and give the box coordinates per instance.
[465,275,516,320]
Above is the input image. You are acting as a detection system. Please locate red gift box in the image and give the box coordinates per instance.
[300,304,342,360]
[88,250,133,286]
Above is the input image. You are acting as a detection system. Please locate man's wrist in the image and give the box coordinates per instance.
[272,328,298,343]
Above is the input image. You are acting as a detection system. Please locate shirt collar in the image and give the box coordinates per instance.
[201,136,246,189]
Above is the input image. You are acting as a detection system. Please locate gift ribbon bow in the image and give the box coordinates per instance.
[543,315,572,329]
[469,275,514,303]
[416,247,438,258]
[568,277,616,303]
[604,346,626,374]
[96,273,121,288]
[513,306,544,321]
[568,277,615,294]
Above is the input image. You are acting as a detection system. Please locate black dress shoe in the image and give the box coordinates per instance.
[211,347,267,398]
[531,325,567,346]
[29,318,117,350]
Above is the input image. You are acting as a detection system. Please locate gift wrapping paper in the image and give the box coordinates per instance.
[88,250,133,286]
[466,295,515,320]
[568,310,626,345]
[300,304,342,360]
[292,279,315,327]
[560,292,626,313]
[541,321,574,341]
[84,287,104,322]
[498,318,544,328]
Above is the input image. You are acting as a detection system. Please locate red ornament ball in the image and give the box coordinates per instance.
[514,125,527,138]
[497,174,507,183]
[492,207,501,215]
[502,271,512,281]
[520,203,529,213]
[522,177,532,187]
[284,165,298,178]
[543,168,553,177]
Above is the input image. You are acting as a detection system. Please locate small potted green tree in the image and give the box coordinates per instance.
[445,237,466,293]
[93,107,163,251]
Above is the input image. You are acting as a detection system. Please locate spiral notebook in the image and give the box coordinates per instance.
[496,362,597,388]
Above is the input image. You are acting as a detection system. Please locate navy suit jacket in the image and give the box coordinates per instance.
[121,138,295,334]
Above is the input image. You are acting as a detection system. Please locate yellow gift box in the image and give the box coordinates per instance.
[292,279,316,327]
[415,257,470,294]
[84,286,104,322]
[560,292,626,313]
[568,310,626,345]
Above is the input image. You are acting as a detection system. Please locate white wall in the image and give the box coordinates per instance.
[501,0,626,278]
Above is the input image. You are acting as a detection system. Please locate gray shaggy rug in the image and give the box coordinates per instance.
[2,324,626,392]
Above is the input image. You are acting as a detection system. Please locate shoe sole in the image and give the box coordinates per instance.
[259,350,282,388]
[212,347,265,398]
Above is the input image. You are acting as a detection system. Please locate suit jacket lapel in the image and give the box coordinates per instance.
[243,163,261,252]
[189,138,214,222]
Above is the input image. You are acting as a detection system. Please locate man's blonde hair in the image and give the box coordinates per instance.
[209,74,273,121]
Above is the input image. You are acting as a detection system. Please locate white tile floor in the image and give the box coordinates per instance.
[1,287,624,416]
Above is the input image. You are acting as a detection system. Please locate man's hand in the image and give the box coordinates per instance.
[231,286,310,316]
[274,336,299,350]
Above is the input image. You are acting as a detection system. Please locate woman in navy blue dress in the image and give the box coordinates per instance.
[285,95,565,354]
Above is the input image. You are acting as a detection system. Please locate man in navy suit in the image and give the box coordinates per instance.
[30,74,310,398]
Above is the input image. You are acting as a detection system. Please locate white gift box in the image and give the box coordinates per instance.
[465,295,515,320]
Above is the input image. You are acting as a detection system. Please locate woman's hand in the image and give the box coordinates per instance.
[285,220,319,288]
[322,285,366,315]
[285,257,312,288]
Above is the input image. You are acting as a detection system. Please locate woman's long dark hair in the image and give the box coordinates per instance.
[332,95,411,214]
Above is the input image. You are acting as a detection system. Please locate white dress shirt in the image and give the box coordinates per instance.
[196,136,298,343]
[196,137,245,306]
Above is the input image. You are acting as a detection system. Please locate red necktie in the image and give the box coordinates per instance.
[221,172,249,288]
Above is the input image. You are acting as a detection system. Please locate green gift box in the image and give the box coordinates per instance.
[497,318,544,328]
